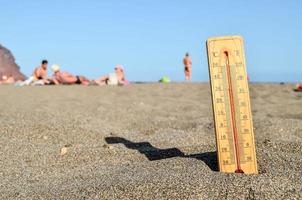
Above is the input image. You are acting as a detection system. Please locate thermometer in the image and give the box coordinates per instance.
[206,36,258,174]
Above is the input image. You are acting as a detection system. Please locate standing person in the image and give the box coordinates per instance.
[51,64,91,86]
[183,53,192,82]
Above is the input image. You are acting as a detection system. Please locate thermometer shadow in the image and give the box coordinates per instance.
[105,137,218,172]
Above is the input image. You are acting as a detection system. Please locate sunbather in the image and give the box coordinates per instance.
[0,75,15,84]
[19,60,50,86]
[94,65,129,86]
[294,83,302,92]
[33,60,48,80]
[51,64,90,86]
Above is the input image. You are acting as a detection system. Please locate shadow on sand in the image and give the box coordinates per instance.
[105,137,218,172]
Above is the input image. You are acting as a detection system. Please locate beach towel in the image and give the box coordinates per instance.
[15,76,35,86]
[15,76,45,86]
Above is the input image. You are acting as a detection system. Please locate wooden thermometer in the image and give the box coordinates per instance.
[206,36,258,174]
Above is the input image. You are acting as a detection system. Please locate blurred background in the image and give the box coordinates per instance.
[0,0,301,82]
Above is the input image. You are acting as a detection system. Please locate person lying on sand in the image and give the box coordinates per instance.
[94,65,129,86]
[293,83,302,92]
[0,75,15,84]
[51,64,90,86]
[183,52,192,82]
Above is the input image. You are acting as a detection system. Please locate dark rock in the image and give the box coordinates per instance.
[0,44,26,81]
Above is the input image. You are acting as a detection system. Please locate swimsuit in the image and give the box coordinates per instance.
[75,76,82,84]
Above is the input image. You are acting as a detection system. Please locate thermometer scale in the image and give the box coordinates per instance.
[206,36,258,174]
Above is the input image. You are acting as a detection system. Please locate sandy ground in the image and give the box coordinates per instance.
[0,83,301,199]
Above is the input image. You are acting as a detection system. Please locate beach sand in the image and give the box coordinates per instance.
[0,83,301,199]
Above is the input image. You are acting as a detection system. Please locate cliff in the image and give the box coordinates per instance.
[0,44,26,80]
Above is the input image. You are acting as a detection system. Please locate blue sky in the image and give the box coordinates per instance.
[0,0,301,82]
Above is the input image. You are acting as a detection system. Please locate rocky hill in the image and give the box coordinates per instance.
[0,44,26,80]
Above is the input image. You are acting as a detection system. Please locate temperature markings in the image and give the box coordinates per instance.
[242,128,250,134]
[219,122,227,128]
[237,75,244,81]
[221,147,229,152]
[236,62,243,66]
[244,143,251,148]
[216,98,224,104]
[222,160,232,165]
[217,110,225,115]
[238,88,246,93]
[220,135,228,140]
[240,102,247,107]
[214,74,222,79]
[234,50,240,56]
[213,62,220,68]
[207,35,258,174]
[241,115,249,120]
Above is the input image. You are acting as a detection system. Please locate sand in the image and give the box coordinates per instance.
[0,83,301,199]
